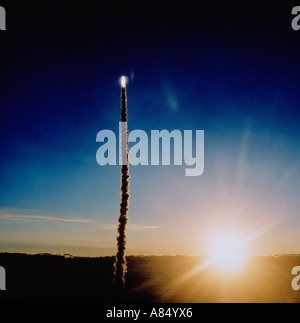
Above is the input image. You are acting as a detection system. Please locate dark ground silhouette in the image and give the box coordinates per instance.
[0,253,300,303]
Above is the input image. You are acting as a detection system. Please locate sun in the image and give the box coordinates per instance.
[208,232,245,272]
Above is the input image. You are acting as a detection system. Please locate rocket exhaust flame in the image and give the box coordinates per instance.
[113,76,130,290]
[121,76,127,89]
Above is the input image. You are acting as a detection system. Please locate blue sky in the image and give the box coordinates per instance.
[0,1,300,256]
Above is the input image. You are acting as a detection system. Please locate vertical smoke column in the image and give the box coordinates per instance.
[113,76,130,289]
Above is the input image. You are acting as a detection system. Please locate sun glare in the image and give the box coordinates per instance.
[208,233,245,272]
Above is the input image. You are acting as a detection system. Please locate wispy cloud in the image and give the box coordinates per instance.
[98,223,159,231]
[128,223,159,231]
[0,210,159,231]
[0,213,94,223]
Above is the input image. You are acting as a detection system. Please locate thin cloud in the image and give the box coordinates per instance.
[0,211,160,231]
[128,223,159,231]
[0,213,95,223]
[100,223,159,231]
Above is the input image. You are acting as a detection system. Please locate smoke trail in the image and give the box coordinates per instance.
[113,78,130,289]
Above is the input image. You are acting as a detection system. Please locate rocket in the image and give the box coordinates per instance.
[113,75,130,289]
[121,76,127,122]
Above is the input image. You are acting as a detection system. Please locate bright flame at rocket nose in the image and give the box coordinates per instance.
[121,76,127,88]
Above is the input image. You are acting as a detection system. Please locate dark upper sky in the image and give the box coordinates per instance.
[0,1,300,255]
